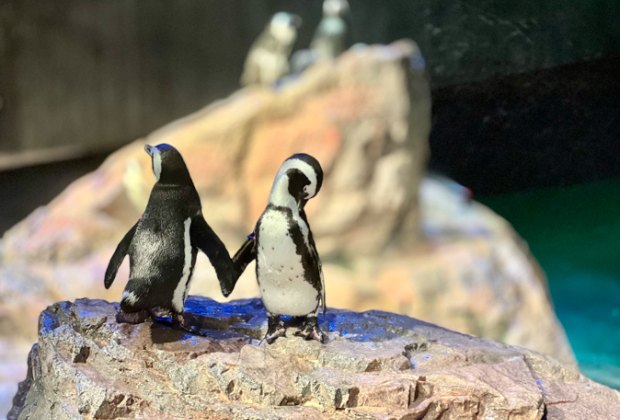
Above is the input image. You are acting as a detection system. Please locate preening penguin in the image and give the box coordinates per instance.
[241,12,302,87]
[232,153,326,344]
[104,143,236,327]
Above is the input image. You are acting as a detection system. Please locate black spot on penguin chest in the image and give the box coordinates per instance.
[256,205,321,290]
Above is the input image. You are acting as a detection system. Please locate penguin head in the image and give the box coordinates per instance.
[323,0,349,16]
[269,153,323,209]
[268,12,302,46]
[144,143,193,185]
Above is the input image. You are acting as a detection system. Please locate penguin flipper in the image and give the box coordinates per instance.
[104,222,138,289]
[190,216,236,297]
[232,233,257,275]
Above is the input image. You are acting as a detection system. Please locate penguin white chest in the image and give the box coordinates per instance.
[257,210,318,316]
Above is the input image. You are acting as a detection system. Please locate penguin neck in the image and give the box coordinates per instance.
[268,176,300,212]
[156,160,195,188]
[157,171,194,187]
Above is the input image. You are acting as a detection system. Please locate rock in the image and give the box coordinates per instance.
[0,39,572,367]
[0,339,32,418]
[9,297,620,419]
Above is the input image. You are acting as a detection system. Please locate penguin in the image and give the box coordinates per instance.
[240,12,302,87]
[104,143,237,327]
[231,153,326,344]
[291,0,350,73]
[310,0,350,60]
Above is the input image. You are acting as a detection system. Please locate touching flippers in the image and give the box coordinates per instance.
[190,215,236,296]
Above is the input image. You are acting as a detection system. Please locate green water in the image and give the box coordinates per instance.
[480,179,620,389]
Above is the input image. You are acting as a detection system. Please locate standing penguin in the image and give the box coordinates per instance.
[310,0,350,60]
[291,0,350,73]
[104,143,236,327]
[240,12,302,87]
[232,153,326,344]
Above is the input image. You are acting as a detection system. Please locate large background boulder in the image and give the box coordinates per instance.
[9,297,620,419]
[0,41,575,413]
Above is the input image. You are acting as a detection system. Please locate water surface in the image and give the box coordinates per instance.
[481,179,620,389]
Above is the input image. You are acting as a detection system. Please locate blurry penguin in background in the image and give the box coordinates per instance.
[291,0,350,73]
[104,144,237,328]
[231,154,326,344]
[241,12,302,87]
[311,0,350,60]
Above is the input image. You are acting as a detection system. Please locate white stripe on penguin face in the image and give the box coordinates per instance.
[274,158,318,199]
[152,147,162,181]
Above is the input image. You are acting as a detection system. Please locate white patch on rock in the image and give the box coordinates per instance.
[172,218,192,312]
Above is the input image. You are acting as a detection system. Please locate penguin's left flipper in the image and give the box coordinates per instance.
[190,216,236,297]
[104,222,138,289]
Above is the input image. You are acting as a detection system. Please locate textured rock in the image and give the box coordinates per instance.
[0,39,572,367]
[9,297,620,419]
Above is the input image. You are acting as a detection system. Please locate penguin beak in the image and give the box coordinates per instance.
[144,144,154,156]
[291,14,302,28]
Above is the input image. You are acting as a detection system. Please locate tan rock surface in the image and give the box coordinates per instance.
[9,298,620,419]
[0,40,572,368]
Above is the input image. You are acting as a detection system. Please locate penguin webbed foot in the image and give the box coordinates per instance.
[171,313,186,329]
[169,312,199,334]
[116,309,150,324]
[146,308,198,334]
[294,316,326,344]
[264,314,287,344]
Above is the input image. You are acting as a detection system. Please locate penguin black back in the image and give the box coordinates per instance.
[104,143,239,327]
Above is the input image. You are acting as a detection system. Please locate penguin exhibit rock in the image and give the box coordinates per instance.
[240,12,302,87]
[232,153,326,344]
[291,0,350,73]
[104,143,237,328]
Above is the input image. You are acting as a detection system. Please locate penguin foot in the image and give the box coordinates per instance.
[264,314,287,344]
[294,317,326,343]
[116,309,150,324]
[149,307,173,320]
[171,313,187,329]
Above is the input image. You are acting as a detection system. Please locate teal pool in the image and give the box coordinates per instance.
[480,179,620,389]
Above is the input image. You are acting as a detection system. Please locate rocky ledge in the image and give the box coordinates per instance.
[9,297,619,419]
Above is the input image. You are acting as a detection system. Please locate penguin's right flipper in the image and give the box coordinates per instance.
[226,233,257,295]
[232,233,257,275]
[190,216,237,297]
[104,222,138,289]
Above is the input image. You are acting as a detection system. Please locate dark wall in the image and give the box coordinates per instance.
[1,0,619,154]
[430,55,620,195]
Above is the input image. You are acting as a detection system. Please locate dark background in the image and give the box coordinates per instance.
[1,0,619,231]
